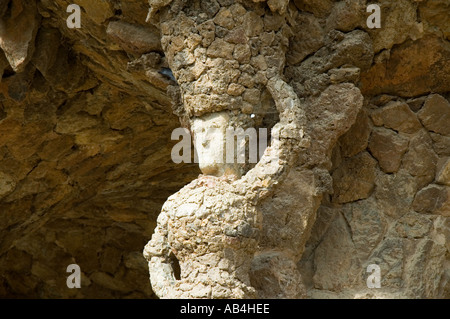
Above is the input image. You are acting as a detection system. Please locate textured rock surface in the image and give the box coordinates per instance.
[0,0,448,299]
[368,127,409,173]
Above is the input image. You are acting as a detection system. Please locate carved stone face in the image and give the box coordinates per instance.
[191,112,242,177]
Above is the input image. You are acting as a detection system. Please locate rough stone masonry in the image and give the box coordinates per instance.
[0,0,448,298]
[143,0,312,298]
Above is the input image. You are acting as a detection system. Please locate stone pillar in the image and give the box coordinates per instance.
[143,0,311,299]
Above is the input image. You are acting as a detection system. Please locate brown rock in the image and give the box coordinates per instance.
[259,168,323,261]
[407,96,427,113]
[361,36,450,97]
[339,107,371,158]
[267,0,289,14]
[402,130,438,189]
[75,0,114,24]
[329,67,360,84]
[214,7,234,30]
[250,252,306,299]
[417,94,450,136]
[374,171,419,219]
[237,72,254,88]
[32,40,98,94]
[0,50,8,82]
[4,272,38,296]
[293,0,334,18]
[436,158,450,186]
[0,0,40,72]
[31,261,58,282]
[371,101,423,134]
[391,212,433,239]
[366,238,404,289]
[250,55,268,71]
[368,127,409,173]
[243,11,264,37]
[38,135,74,161]
[370,95,397,107]
[227,83,245,96]
[5,248,32,273]
[413,184,450,216]
[367,0,423,53]
[332,152,377,204]
[198,20,216,47]
[345,198,387,260]
[403,239,446,298]
[55,113,100,134]
[303,83,364,169]
[200,0,220,18]
[328,30,374,72]
[100,246,122,274]
[430,133,450,156]
[31,27,60,78]
[300,205,338,257]
[313,213,359,290]
[326,0,366,32]
[224,27,247,44]
[4,63,36,102]
[4,121,51,161]
[106,21,162,55]
[90,271,132,293]
[124,251,148,271]
[5,161,68,202]
[207,38,235,59]
[243,88,260,105]
[0,172,16,199]
[287,13,324,65]
[419,0,450,40]
[263,12,285,32]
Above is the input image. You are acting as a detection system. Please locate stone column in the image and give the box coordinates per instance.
[143,0,312,299]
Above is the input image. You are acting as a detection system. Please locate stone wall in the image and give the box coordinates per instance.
[298,92,449,298]
[0,0,448,298]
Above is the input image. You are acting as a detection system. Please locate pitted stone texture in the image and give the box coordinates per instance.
[402,130,438,189]
[149,0,294,118]
[299,91,448,299]
[312,212,360,290]
[361,36,450,97]
[144,175,262,299]
[368,127,409,174]
[106,21,162,55]
[300,83,364,169]
[366,0,423,53]
[250,251,306,299]
[339,108,371,158]
[371,101,422,134]
[418,94,450,136]
[0,0,40,72]
[144,33,309,298]
[436,158,450,186]
[332,152,377,204]
[0,172,16,199]
[252,82,364,298]
[413,184,450,217]
[1,0,448,301]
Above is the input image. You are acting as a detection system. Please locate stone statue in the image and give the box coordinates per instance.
[143,0,311,298]
[143,79,308,298]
